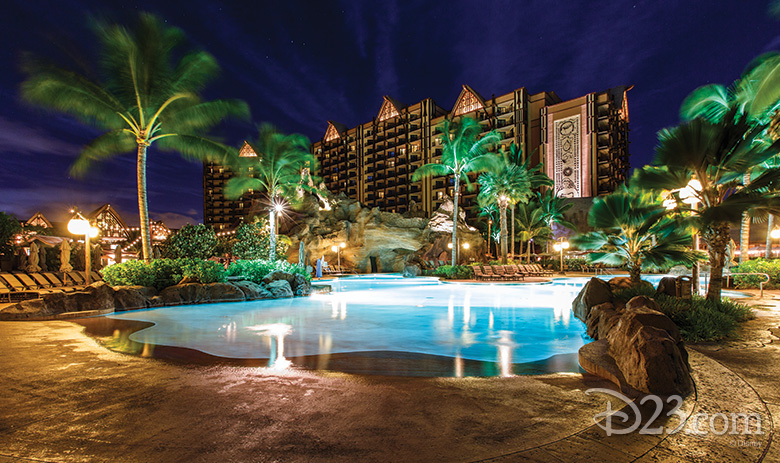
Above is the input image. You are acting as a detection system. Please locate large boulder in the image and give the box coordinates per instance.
[71,282,116,312]
[584,302,620,340]
[291,274,311,296]
[203,283,245,302]
[655,276,679,297]
[232,280,273,300]
[158,283,208,305]
[113,285,156,311]
[266,280,293,298]
[262,271,296,286]
[402,264,421,278]
[572,277,613,324]
[605,297,692,396]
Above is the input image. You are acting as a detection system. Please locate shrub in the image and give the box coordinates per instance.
[433,265,473,280]
[161,224,218,260]
[730,259,779,289]
[612,286,754,342]
[226,258,309,284]
[101,258,226,290]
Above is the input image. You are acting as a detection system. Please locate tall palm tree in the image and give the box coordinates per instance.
[514,202,552,264]
[20,13,249,261]
[224,124,320,260]
[477,145,551,264]
[477,203,499,258]
[571,187,701,286]
[680,53,780,263]
[635,111,780,300]
[412,117,500,265]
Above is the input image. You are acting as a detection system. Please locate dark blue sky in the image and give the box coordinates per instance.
[1,1,778,227]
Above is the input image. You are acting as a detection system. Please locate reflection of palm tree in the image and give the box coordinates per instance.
[21,14,249,261]
[225,124,320,261]
[572,187,700,286]
[412,117,500,265]
[635,111,780,300]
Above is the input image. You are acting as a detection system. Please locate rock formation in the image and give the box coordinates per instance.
[573,277,693,396]
[285,193,485,273]
[0,271,313,320]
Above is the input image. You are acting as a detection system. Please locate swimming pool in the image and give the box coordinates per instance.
[102,274,745,377]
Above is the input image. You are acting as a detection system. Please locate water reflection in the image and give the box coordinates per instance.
[246,323,293,369]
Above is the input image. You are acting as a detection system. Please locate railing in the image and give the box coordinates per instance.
[723,272,771,299]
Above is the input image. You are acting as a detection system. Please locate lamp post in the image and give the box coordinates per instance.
[679,179,702,294]
[68,212,99,285]
[552,239,569,275]
[487,219,492,259]
[331,242,346,272]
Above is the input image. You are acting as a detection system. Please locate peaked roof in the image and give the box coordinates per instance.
[452,84,486,116]
[324,120,348,142]
[377,95,405,121]
[87,204,130,232]
[26,211,52,228]
[238,141,258,157]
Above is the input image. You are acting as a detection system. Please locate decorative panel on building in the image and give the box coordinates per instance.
[553,115,581,198]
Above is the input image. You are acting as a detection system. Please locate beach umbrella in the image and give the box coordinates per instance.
[39,242,48,271]
[298,241,306,268]
[26,242,41,273]
[60,240,73,272]
[114,245,123,264]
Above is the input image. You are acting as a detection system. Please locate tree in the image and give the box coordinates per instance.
[680,53,780,263]
[635,112,780,300]
[162,224,218,260]
[20,13,249,262]
[412,117,500,264]
[230,217,289,260]
[224,124,320,261]
[571,187,701,286]
[514,202,552,264]
[477,145,551,264]
[0,212,21,257]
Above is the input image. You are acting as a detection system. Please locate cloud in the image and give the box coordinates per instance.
[0,116,82,156]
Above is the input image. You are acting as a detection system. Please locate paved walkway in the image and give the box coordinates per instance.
[0,291,778,462]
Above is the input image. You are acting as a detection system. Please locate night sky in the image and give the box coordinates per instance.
[1,1,778,228]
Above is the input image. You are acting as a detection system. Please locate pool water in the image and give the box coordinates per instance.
[103,274,745,377]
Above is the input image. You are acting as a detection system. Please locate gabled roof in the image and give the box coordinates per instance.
[452,84,486,116]
[238,141,258,157]
[324,120,348,142]
[26,211,52,228]
[377,95,405,121]
[87,204,130,233]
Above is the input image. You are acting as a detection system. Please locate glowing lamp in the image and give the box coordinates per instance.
[274,204,284,212]
[680,179,702,205]
[462,242,470,249]
[447,243,453,249]
[771,228,780,240]
[339,242,346,248]
[331,245,338,252]
[67,218,90,235]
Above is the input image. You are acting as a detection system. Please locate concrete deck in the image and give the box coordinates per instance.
[0,290,778,462]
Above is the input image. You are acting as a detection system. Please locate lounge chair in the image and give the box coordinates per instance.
[473,266,486,280]
[29,273,54,288]
[67,271,86,285]
[502,265,524,281]
[13,273,58,293]
[531,264,553,277]
[0,273,40,301]
[41,273,81,292]
[481,266,501,281]
[491,265,509,281]
[509,264,528,279]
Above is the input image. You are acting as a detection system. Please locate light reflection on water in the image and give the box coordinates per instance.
[107,274,604,375]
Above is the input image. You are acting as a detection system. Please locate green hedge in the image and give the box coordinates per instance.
[730,259,779,289]
[226,259,310,285]
[100,258,226,290]
[433,265,473,280]
[612,286,753,342]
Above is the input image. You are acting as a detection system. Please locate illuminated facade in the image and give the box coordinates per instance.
[202,141,262,231]
[312,85,631,217]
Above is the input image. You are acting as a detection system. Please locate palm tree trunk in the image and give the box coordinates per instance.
[269,208,277,261]
[500,203,508,264]
[136,143,152,262]
[629,264,641,287]
[703,222,730,301]
[510,205,515,259]
[767,215,775,259]
[739,172,750,264]
[452,177,459,265]
[527,239,532,264]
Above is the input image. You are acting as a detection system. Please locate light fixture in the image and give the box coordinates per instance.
[462,242,470,249]
[68,212,99,285]
[771,228,780,240]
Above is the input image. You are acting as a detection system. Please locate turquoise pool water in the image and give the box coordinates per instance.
[104,274,746,377]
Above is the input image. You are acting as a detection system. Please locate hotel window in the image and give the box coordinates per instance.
[437,191,444,199]
[218,167,224,173]
[399,147,406,155]
[389,160,395,167]
[411,144,419,152]
[378,191,385,199]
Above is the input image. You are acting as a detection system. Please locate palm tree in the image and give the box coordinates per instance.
[680,54,780,263]
[477,145,551,264]
[224,124,320,260]
[514,202,552,264]
[20,13,249,261]
[635,111,780,300]
[412,117,500,265]
[571,187,701,286]
[535,189,576,253]
[477,203,499,258]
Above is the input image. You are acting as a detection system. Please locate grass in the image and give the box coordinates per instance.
[613,286,754,342]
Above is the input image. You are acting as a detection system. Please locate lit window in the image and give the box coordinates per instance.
[378,191,385,199]
[399,147,406,155]
[453,88,484,116]
[412,144,419,152]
